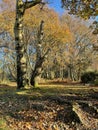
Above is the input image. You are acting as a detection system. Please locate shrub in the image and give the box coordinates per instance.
[81,72,96,84]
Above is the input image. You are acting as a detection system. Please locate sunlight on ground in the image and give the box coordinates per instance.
[15,84,98,97]
[0,117,10,130]
[0,82,98,130]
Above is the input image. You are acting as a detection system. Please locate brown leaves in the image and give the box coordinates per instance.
[0,83,98,129]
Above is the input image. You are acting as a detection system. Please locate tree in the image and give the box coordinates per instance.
[61,0,98,50]
[0,1,71,87]
[60,14,97,81]
[30,20,45,86]
[14,0,44,89]
[61,0,98,18]
[24,7,71,86]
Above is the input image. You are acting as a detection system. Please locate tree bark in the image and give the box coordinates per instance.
[68,65,71,80]
[14,0,27,89]
[30,20,50,86]
[14,0,42,89]
[30,21,44,86]
[30,57,44,86]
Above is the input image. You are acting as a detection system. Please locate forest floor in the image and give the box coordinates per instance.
[0,80,98,130]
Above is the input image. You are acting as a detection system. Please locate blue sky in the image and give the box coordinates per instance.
[0,0,64,14]
[48,0,64,15]
[95,16,98,21]
[49,1,98,22]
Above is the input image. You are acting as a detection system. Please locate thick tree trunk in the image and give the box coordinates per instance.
[14,0,27,89]
[30,35,50,86]
[30,57,44,86]
[30,21,45,87]
[14,0,43,89]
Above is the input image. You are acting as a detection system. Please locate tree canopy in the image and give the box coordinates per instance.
[61,0,98,19]
[61,0,98,50]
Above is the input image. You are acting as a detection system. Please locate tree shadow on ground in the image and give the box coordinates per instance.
[0,83,98,129]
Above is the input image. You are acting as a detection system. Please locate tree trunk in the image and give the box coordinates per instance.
[60,66,64,80]
[68,66,71,80]
[14,0,27,89]
[14,0,44,89]
[30,21,44,87]
[30,57,44,86]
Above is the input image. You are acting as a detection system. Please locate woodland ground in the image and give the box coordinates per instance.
[0,80,98,130]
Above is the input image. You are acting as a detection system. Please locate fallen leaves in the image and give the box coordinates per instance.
[0,84,98,130]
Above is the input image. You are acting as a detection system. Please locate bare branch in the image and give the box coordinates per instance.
[43,48,50,58]
[0,45,15,51]
[25,0,42,9]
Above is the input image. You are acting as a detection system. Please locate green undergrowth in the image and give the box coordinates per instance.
[17,85,98,97]
[0,83,98,98]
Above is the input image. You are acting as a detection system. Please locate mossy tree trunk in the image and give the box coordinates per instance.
[14,0,42,89]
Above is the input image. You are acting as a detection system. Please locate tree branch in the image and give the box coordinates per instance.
[0,45,15,52]
[25,0,42,9]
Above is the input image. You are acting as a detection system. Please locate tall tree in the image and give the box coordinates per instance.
[61,0,98,50]
[14,0,43,89]
[30,20,45,86]
[61,14,97,81]
[23,7,71,86]
[0,3,70,86]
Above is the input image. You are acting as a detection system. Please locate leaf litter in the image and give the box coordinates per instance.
[0,84,98,130]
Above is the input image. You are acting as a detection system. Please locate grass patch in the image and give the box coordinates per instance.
[0,117,11,130]
[16,85,97,97]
